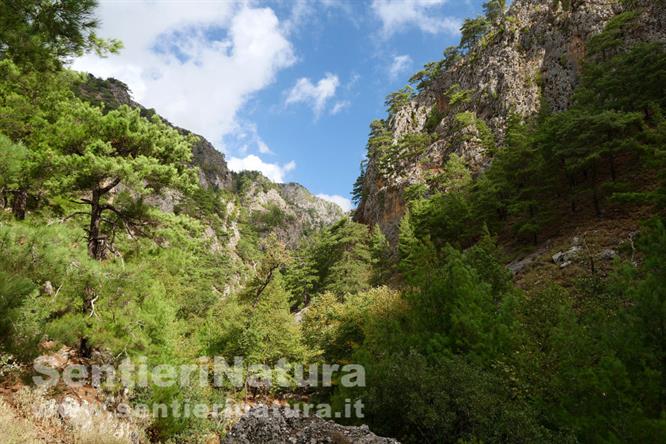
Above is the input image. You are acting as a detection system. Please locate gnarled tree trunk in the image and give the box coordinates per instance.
[87,188,105,260]
[86,178,120,260]
[12,189,27,220]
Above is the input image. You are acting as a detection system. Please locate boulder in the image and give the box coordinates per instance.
[223,406,399,444]
[552,245,582,268]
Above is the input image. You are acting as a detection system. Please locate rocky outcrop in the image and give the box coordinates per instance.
[75,75,344,251]
[193,136,233,190]
[355,0,666,242]
[5,384,145,444]
[238,173,345,246]
[223,406,399,444]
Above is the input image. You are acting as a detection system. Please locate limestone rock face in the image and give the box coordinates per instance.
[355,0,665,243]
[75,75,343,252]
[223,406,399,444]
[192,135,234,191]
[238,175,345,247]
[9,385,145,444]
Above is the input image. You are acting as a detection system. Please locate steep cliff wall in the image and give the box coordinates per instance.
[355,0,665,242]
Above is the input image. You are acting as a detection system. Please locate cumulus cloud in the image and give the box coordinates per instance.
[372,0,461,37]
[285,73,340,117]
[72,1,295,147]
[228,155,296,183]
[316,194,353,212]
[389,54,413,80]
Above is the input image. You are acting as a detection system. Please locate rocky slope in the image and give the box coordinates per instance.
[76,75,344,249]
[354,0,666,242]
[223,407,399,444]
[236,172,345,246]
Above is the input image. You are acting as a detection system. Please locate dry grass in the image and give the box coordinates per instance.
[6,386,140,444]
[0,399,42,444]
[73,430,131,444]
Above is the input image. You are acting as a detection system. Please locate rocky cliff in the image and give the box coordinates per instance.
[235,171,345,246]
[76,75,344,249]
[354,0,666,242]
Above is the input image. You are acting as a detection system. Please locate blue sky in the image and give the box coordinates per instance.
[73,0,484,211]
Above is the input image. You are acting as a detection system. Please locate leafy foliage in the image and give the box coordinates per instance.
[0,0,120,70]
[2,3,666,443]
[384,86,414,116]
[285,219,372,308]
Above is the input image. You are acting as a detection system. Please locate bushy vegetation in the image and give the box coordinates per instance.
[334,10,666,443]
[1,1,666,443]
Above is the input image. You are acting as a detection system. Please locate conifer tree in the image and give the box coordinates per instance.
[0,0,120,70]
[0,135,27,214]
[48,102,196,259]
[0,60,75,218]
[483,0,507,24]
[370,225,393,285]
[322,220,372,296]
[540,109,642,217]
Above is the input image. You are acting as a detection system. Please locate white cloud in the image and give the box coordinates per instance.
[71,2,295,148]
[285,73,340,117]
[228,155,296,183]
[283,0,358,33]
[317,194,353,212]
[389,54,413,80]
[331,100,351,115]
[282,0,314,35]
[257,140,273,154]
[230,122,276,156]
[372,0,461,37]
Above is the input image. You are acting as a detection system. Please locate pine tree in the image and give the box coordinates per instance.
[436,153,472,193]
[460,17,490,52]
[0,60,75,218]
[539,109,642,217]
[0,0,120,70]
[501,114,553,243]
[322,220,372,296]
[384,86,413,116]
[351,159,367,206]
[370,224,393,285]
[483,0,507,24]
[0,135,27,214]
[47,102,197,259]
[284,242,319,309]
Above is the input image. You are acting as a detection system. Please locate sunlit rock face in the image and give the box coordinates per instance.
[354,0,665,243]
[76,75,345,251]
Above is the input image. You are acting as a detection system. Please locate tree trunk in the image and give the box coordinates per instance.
[86,178,121,260]
[591,165,602,218]
[12,189,28,220]
[88,188,105,260]
[592,187,601,217]
[609,154,617,181]
[79,337,92,359]
[529,204,538,245]
[568,174,577,214]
